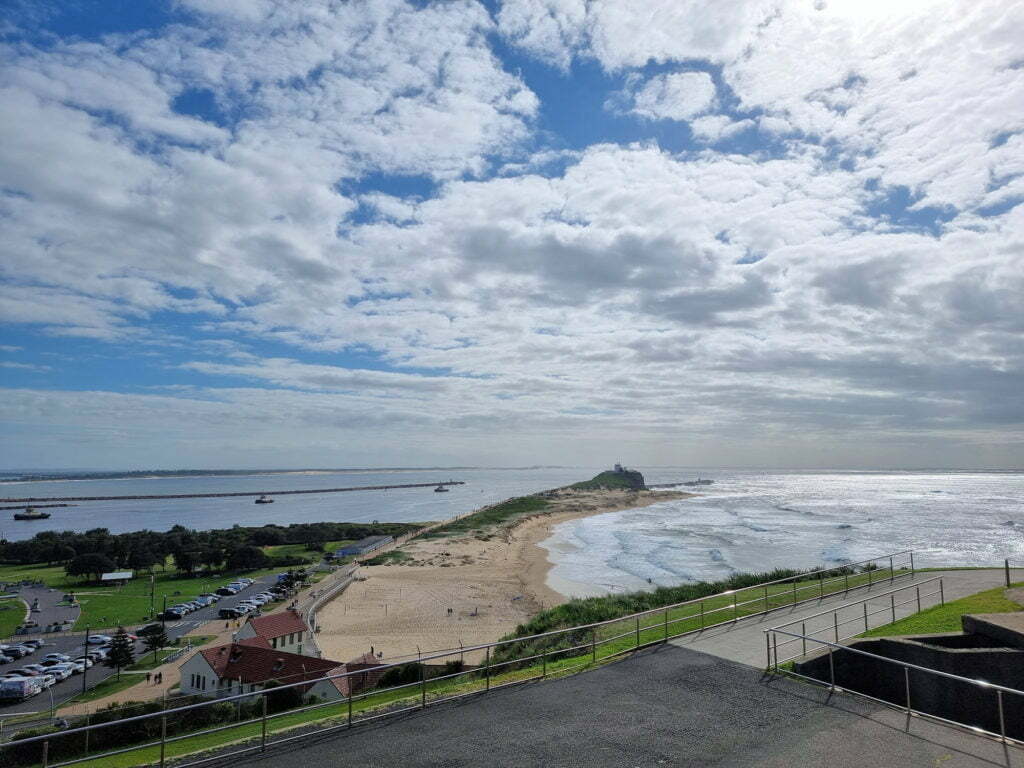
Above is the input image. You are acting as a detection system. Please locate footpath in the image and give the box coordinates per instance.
[671,567,1024,667]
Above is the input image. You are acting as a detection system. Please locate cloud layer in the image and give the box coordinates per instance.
[0,0,1022,469]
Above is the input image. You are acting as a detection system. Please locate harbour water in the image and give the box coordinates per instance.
[0,467,590,541]
[541,469,1024,597]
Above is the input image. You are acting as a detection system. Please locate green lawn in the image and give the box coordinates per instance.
[0,597,26,638]
[129,635,214,671]
[61,672,147,706]
[422,495,550,538]
[0,561,284,631]
[861,581,1024,638]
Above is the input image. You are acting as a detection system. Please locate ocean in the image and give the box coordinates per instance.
[540,469,1024,597]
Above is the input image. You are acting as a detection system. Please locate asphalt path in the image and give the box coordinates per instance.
[0,572,284,717]
[228,645,1010,768]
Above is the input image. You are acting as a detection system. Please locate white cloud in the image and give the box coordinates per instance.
[623,72,717,121]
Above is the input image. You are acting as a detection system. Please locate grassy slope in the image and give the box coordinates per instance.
[421,495,549,538]
[861,581,1024,637]
[570,470,644,491]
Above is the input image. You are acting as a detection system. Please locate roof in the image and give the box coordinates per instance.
[321,653,386,697]
[244,609,308,640]
[100,571,133,581]
[196,642,340,688]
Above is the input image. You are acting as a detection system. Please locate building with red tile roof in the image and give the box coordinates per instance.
[235,608,310,655]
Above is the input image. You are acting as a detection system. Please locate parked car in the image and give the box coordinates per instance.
[21,664,47,674]
[21,640,43,649]
[86,635,112,645]
[45,666,70,681]
[0,655,13,665]
[43,653,71,663]
[215,587,237,596]
[54,662,83,675]
[38,674,56,688]
[0,677,43,701]
[10,668,40,677]
[1,646,27,660]
[159,610,183,621]
[200,593,221,602]
[73,657,94,668]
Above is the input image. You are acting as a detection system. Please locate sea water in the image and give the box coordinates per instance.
[541,470,1024,597]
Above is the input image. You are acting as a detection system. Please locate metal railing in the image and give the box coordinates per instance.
[764,576,945,665]
[765,628,1024,752]
[0,550,915,768]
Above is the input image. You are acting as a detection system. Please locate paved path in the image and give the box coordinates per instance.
[669,568,1024,667]
[226,644,1015,768]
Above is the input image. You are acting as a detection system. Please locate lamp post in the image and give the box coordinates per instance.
[81,625,90,695]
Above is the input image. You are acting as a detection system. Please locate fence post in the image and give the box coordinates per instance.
[421,661,427,709]
[663,607,669,641]
[699,601,705,629]
[591,628,597,663]
[347,689,353,727]
[763,585,768,612]
[833,612,839,642]
[485,646,491,690]
[939,579,945,605]
[868,567,872,587]
[260,695,267,753]
[765,632,771,669]
[904,667,911,717]
[909,551,915,578]
[1006,559,1012,588]
[890,594,896,623]
[889,556,894,583]
[160,715,167,768]
[542,647,547,678]
[733,592,738,621]
[42,740,48,768]
[802,622,807,657]
[772,632,778,672]
[635,616,640,648]
[997,690,1007,746]
[915,586,921,613]
[828,646,835,692]
[791,580,797,605]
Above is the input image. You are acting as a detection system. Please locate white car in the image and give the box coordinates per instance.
[43,653,71,663]
[86,635,112,645]
[45,666,71,681]
[73,657,94,668]
[56,662,84,675]
[38,674,56,688]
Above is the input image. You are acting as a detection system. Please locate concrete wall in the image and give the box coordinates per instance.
[795,638,1024,738]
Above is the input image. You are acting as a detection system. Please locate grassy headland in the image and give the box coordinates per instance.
[421,495,549,538]
[860,581,1024,638]
[570,469,645,491]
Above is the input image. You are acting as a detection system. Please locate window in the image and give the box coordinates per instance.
[271,637,277,648]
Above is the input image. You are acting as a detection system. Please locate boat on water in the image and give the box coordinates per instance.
[13,507,51,521]
[433,485,450,493]
[254,495,274,504]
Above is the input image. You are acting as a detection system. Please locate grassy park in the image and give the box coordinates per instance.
[0,561,286,632]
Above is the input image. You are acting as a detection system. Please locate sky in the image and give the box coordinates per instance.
[1,0,1022,471]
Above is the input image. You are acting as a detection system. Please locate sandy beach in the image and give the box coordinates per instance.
[315,488,694,664]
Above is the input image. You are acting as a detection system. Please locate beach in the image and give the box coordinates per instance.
[314,487,693,664]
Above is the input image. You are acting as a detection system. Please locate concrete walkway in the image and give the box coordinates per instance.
[671,568,1024,667]
[227,644,1017,768]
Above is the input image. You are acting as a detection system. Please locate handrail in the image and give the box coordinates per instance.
[767,576,942,630]
[768,627,1024,696]
[1,549,914,756]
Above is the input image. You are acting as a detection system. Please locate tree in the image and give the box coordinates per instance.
[105,627,135,679]
[226,546,269,571]
[127,549,159,572]
[65,553,116,582]
[250,527,285,546]
[142,626,169,664]
[173,549,198,575]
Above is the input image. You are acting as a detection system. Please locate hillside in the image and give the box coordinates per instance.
[570,469,646,491]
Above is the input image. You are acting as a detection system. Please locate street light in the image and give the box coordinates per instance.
[81,625,90,695]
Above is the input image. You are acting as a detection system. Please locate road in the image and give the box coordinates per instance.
[0,572,286,718]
